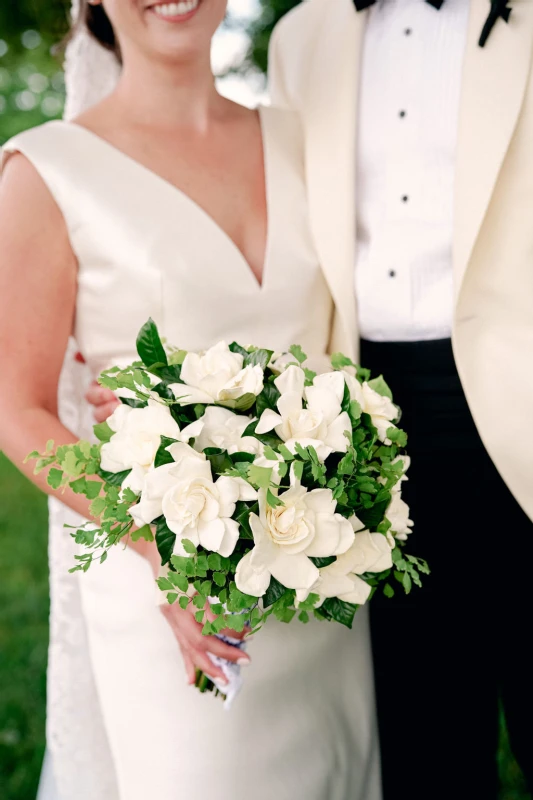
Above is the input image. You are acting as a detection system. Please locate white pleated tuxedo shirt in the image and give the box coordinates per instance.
[355,0,470,341]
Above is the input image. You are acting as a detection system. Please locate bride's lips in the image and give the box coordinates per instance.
[146,0,202,24]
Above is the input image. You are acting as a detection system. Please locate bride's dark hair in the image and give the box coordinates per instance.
[71,1,120,58]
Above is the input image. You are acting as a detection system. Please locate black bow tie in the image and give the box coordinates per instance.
[353,0,444,9]
[352,0,513,48]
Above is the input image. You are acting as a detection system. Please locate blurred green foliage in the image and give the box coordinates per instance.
[246,0,301,73]
[0,1,69,143]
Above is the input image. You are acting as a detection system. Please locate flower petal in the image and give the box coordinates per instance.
[269,550,319,591]
[304,488,336,516]
[255,408,283,435]
[218,518,240,558]
[198,518,226,553]
[312,371,346,404]
[235,549,271,597]
[274,365,305,397]
[168,382,214,405]
[305,385,342,425]
[339,575,372,605]
[324,411,351,452]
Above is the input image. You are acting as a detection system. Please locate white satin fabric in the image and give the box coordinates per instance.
[3,108,380,800]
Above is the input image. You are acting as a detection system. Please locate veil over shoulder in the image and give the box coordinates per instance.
[37,4,121,798]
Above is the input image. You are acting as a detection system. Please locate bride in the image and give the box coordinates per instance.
[0,1,380,798]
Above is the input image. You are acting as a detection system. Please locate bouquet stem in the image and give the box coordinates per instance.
[194,669,226,700]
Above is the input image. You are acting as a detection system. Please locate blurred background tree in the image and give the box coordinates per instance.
[0,1,70,142]
[246,0,300,74]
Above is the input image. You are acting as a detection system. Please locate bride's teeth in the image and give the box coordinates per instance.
[152,0,199,17]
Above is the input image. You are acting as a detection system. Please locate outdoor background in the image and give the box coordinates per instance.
[0,1,529,798]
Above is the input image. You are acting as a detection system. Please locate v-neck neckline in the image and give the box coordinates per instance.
[55,106,272,292]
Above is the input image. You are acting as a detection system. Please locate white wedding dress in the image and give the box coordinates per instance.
[2,104,381,800]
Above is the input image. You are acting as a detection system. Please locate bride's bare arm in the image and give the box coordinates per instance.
[0,155,247,682]
[0,155,153,565]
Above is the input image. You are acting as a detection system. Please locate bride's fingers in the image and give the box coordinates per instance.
[93,400,120,423]
[178,643,197,686]
[201,635,250,665]
[190,648,228,684]
[85,381,117,407]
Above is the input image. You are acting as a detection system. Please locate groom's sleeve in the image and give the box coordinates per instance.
[268,22,293,109]
[268,2,313,111]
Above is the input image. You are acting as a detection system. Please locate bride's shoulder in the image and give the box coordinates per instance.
[1,120,76,168]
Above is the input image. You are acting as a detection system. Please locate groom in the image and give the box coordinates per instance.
[268,0,533,797]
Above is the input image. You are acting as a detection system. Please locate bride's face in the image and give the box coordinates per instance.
[100,0,228,62]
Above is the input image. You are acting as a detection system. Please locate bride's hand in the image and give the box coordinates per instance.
[160,599,250,686]
[85,380,120,423]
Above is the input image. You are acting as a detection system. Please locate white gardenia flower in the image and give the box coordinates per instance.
[255,366,351,461]
[299,530,394,606]
[100,400,181,491]
[129,442,257,557]
[180,406,262,456]
[235,477,354,597]
[386,489,413,541]
[343,371,398,444]
[168,342,263,405]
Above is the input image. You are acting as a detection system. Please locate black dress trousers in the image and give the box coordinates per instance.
[361,338,533,800]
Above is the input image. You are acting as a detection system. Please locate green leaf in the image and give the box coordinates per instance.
[264,576,288,609]
[228,342,249,358]
[179,595,190,610]
[182,538,197,555]
[217,393,257,412]
[349,400,362,421]
[298,610,309,623]
[309,556,336,568]
[193,593,206,609]
[278,444,294,461]
[156,577,174,591]
[212,572,226,587]
[330,353,357,371]
[154,436,178,468]
[292,460,304,481]
[168,572,188,592]
[383,583,395,599]
[386,427,407,447]
[204,448,234,475]
[85,480,102,500]
[248,464,272,489]
[98,467,132,487]
[367,375,393,400]
[321,598,359,628]
[402,572,412,594]
[93,420,114,443]
[266,488,283,508]
[131,524,154,543]
[207,553,222,571]
[47,468,64,490]
[289,344,307,364]
[195,610,205,624]
[69,476,87,495]
[244,348,273,370]
[89,496,106,517]
[255,381,281,417]
[294,442,310,461]
[155,517,176,566]
[167,592,178,605]
[136,318,168,369]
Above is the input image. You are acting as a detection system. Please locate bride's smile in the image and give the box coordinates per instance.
[147,0,202,23]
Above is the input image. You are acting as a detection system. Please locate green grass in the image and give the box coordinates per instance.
[0,453,530,799]
[0,454,49,800]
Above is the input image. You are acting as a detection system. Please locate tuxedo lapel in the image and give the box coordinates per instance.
[304,0,365,349]
[454,0,533,295]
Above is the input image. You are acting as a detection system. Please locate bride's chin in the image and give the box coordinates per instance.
[145,0,203,25]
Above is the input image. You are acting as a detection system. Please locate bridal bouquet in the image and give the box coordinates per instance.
[30,319,428,704]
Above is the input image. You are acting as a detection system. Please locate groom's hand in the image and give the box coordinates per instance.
[86,380,120,423]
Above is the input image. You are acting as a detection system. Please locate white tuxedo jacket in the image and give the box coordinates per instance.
[269,0,533,522]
